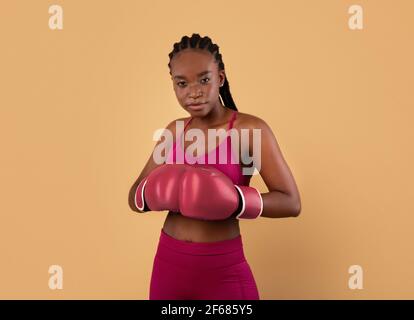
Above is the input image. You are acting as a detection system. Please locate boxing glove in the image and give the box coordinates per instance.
[134,164,186,213]
[135,164,263,220]
[179,165,263,220]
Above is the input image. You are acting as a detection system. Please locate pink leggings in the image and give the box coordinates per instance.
[149,228,260,300]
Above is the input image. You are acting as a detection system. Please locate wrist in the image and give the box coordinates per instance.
[232,185,263,219]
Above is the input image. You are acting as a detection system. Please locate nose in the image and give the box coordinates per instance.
[188,84,203,99]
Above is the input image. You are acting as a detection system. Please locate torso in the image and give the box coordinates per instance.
[162,109,253,243]
[162,212,241,242]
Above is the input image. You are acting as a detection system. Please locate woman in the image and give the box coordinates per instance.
[128,33,301,300]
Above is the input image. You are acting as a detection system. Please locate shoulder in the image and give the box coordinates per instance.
[160,117,192,144]
[164,116,191,133]
[234,111,277,147]
[234,111,272,132]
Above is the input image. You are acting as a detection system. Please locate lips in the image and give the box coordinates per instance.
[187,102,207,110]
[187,102,205,107]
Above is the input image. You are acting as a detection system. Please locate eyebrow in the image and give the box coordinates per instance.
[173,70,211,80]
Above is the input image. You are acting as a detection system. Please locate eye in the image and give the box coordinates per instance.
[176,78,210,87]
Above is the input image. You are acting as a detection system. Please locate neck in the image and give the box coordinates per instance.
[194,101,230,127]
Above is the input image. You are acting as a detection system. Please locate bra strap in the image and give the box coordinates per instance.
[227,110,237,130]
[183,117,193,131]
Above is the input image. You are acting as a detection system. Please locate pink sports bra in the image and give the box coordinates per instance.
[166,110,251,186]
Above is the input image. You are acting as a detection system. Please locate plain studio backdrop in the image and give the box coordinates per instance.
[0,0,413,299]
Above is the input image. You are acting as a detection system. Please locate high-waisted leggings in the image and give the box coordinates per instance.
[149,228,260,300]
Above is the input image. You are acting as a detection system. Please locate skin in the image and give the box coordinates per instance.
[128,48,302,243]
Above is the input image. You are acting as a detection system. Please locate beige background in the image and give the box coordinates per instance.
[1,0,413,299]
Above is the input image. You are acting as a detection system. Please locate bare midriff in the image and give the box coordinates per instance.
[162,211,241,243]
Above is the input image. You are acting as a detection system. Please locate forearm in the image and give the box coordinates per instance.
[260,191,301,218]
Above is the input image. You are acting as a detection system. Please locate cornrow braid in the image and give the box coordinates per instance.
[168,33,238,111]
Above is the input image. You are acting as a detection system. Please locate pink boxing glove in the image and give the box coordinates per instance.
[134,164,187,213]
[179,166,263,220]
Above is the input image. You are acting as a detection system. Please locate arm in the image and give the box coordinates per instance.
[170,113,300,221]
[128,118,184,213]
[250,117,302,218]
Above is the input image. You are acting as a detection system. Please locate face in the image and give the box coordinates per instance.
[169,49,225,117]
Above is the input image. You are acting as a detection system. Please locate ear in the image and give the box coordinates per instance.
[218,70,226,86]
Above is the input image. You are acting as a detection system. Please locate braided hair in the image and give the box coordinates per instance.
[168,33,238,111]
